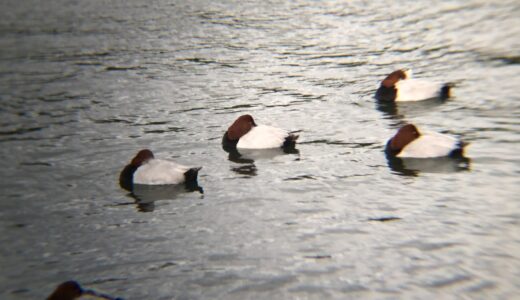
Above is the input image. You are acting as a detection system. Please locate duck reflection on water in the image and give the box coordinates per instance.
[376,97,449,122]
[128,182,203,212]
[223,143,300,177]
[386,155,471,176]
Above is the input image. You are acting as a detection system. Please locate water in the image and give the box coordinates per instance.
[1,0,519,299]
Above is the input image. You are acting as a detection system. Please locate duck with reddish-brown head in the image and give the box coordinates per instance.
[385,124,466,158]
[47,280,124,300]
[222,114,298,152]
[376,69,453,102]
[119,149,201,192]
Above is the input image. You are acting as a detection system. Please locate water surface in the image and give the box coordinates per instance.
[1,0,519,299]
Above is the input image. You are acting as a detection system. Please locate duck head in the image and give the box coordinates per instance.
[47,281,83,300]
[389,124,420,153]
[381,69,410,88]
[130,149,154,166]
[226,114,257,141]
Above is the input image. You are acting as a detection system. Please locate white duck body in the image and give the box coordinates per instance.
[397,131,460,158]
[237,124,289,149]
[395,79,445,102]
[133,159,192,185]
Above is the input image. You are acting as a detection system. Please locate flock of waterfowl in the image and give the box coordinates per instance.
[118,69,466,192]
[47,69,467,300]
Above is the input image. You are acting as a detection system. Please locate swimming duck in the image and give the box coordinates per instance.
[385,124,466,158]
[375,69,452,102]
[119,149,201,191]
[222,114,298,150]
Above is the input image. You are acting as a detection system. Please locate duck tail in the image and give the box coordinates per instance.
[184,167,203,193]
[184,167,201,183]
[440,83,454,100]
[283,133,299,149]
[449,140,468,158]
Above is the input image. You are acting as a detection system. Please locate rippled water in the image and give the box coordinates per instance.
[1,0,519,299]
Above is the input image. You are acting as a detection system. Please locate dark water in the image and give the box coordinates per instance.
[1,0,519,299]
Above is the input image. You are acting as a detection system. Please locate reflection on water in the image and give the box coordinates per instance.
[225,147,300,163]
[376,98,450,124]
[222,140,300,177]
[231,147,299,162]
[387,155,471,176]
[225,147,300,177]
[224,146,255,164]
[367,216,402,222]
[231,164,258,177]
[130,183,203,212]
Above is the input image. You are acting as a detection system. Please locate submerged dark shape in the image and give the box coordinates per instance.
[47,280,124,300]
[222,142,255,164]
[231,163,258,177]
[368,216,402,222]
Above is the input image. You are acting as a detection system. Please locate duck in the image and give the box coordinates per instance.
[375,69,453,102]
[47,280,124,300]
[119,149,201,191]
[222,114,298,150]
[385,124,466,158]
